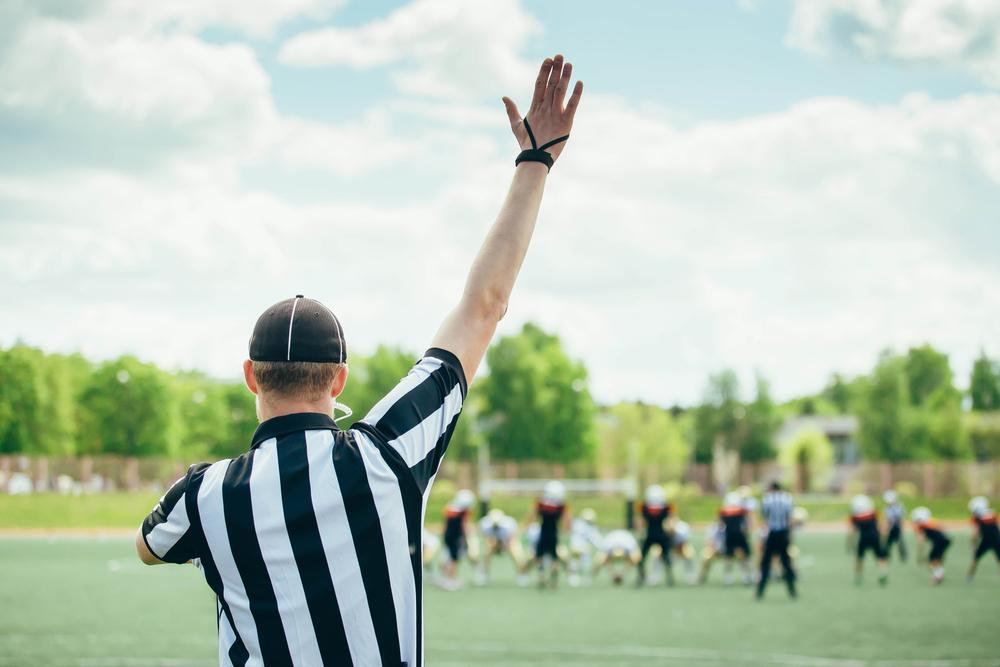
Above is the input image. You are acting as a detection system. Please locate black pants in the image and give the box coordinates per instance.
[884,523,906,561]
[639,533,672,581]
[757,529,796,598]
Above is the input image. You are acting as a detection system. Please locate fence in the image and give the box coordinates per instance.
[2,454,999,497]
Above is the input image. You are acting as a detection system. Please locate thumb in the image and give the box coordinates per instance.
[502,96,521,128]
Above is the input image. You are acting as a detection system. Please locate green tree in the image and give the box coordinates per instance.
[173,373,230,460]
[219,383,258,457]
[78,356,175,457]
[0,345,45,454]
[481,323,595,462]
[741,374,778,463]
[823,373,854,414]
[691,370,742,463]
[778,428,834,492]
[905,344,953,407]
[858,352,911,461]
[596,402,689,479]
[970,350,1000,411]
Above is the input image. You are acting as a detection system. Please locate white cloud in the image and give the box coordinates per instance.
[278,0,541,99]
[788,0,1000,87]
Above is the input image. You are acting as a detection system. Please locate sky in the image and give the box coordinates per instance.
[1,0,999,406]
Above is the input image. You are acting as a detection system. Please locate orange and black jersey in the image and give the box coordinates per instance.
[718,505,747,535]
[915,520,949,545]
[641,502,673,536]
[973,511,1000,540]
[851,511,879,532]
[537,500,566,536]
[443,506,468,540]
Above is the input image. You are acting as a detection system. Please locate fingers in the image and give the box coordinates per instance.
[554,61,572,108]
[564,80,584,122]
[530,58,553,111]
[502,96,521,128]
[544,54,564,106]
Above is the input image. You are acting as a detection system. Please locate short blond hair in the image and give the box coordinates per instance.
[252,361,343,402]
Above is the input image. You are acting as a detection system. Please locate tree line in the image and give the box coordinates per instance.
[1,328,999,468]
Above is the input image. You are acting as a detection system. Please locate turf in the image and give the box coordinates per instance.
[1,532,998,666]
[0,492,978,530]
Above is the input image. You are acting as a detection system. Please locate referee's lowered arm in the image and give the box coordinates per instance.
[430,54,583,386]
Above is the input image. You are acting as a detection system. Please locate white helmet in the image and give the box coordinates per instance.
[581,507,597,523]
[792,506,809,524]
[673,520,690,540]
[850,494,874,516]
[486,508,505,523]
[883,490,897,504]
[645,484,666,506]
[737,485,752,499]
[543,480,566,503]
[723,491,742,508]
[454,489,475,509]
[911,506,932,524]
[969,496,990,517]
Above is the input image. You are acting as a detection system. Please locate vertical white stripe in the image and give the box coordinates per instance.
[353,430,418,664]
[218,605,236,667]
[304,429,380,664]
[287,297,300,361]
[198,459,264,667]
[248,441,323,667]
[146,492,190,558]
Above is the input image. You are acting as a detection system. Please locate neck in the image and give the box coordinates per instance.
[257,395,334,422]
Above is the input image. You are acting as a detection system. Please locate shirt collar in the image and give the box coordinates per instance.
[250,412,339,450]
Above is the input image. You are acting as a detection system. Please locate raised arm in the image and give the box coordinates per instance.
[431,54,583,384]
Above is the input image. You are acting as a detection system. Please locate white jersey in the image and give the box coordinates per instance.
[600,529,639,556]
[570,518,602,552]
[422,528,441,552]
[742,497,759,515]
[525,522,541,547]
[479,515,518,542]
[672,520,691,545]
[705,523,724,550]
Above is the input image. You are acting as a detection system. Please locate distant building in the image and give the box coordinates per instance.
[776,415,859,465]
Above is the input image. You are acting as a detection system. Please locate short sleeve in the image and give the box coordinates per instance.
[358,348,466,493]
[140,463,209,564]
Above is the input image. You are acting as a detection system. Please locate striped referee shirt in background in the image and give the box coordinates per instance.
[141,348,466,667]
[761,490,794,531]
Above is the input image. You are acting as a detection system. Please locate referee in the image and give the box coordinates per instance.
[135,54,584,667]
[756,481,798,600]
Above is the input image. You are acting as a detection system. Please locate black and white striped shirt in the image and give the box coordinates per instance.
[761,490,794,531]
[141,348,466,667]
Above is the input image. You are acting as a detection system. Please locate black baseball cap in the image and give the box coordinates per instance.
[249,295,347,363]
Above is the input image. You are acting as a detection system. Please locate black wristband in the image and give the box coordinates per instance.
[515,149,554,171]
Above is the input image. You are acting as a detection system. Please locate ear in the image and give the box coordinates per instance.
[330,364,349,399]
[243,359,259,395]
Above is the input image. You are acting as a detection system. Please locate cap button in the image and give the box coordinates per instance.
[295,294,304,298]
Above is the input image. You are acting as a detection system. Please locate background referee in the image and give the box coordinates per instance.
[134,54,584,667]
[756,481,798,600]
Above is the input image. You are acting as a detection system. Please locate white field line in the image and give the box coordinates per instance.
[437,642,1000,667]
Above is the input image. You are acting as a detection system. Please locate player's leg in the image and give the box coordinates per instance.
[875,537,889,586]
[659,536,675,586]
[637,536,653,586]
[967,538,988,581]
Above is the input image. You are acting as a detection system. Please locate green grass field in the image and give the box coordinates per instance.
[1,531,998,667]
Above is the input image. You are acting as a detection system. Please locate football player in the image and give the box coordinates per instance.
[738,485,759,559]
[476,508,522,585]
[912,506,951,585]
[697,520,726,584]
[568,508,602,587]
[718,491,753,586]
[440,489,475,589]
[526,480,571,589]
[670,519,697,584]
[593,528,642,586]
[637,484,675,586]
[848,494,888,586]
[966,496,1000,582]
[882,490,907,562]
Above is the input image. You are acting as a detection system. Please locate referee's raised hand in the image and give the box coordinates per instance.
[503,54,583,166]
